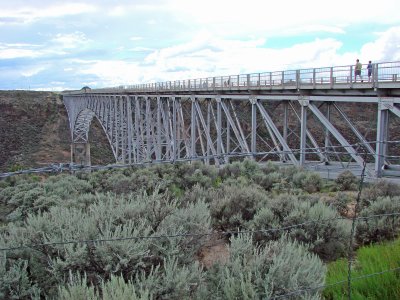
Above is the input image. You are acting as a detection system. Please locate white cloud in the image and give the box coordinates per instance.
[0,32,90,60]
[108,6,126,17]
[78,60,141,86]
[130,36,143,41]
[21,66,46,77]
[361,26,400,62]
[0,3,96,25]
[52,32,90,49]
[0,43,43,59]
[167,0,399,37]
[131,47,154,52]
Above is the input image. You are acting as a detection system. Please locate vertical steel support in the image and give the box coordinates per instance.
[206,101,211,164]
[250,97,257,157]
[300,99,308,166]
[113,96,119,161]
[191,96,196,158]
[134,96,141,162]
[177,101,190,159]
[156,96,162,160]
[375,101,389,177]
[172,97,177,160]
[162,98,171,160]
[283,101,288,162]
[119,96,126,163]
[127,96,133,164]
[145,97,152,161]
[226,117,230,163]
[216,97,222,162]
[324,102,331,162]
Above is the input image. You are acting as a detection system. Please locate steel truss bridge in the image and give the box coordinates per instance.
[63,61,400,178]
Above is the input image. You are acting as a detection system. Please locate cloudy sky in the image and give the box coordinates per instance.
[0,0,399,91]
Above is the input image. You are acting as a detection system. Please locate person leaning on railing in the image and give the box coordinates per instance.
[354,59,363,82]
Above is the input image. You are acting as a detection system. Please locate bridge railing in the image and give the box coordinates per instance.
[69,61,400,94]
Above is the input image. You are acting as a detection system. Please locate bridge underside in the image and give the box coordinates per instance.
[63,93,400,179]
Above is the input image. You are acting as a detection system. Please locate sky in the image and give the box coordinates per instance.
[0,0,399,91]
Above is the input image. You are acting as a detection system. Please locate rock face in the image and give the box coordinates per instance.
[0,91,114,172]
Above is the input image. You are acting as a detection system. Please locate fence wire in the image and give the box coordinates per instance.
[2,139,400,179]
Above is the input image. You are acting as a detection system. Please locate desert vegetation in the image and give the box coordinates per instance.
[0,160,399,299]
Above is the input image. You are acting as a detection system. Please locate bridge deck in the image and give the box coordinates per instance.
[64,61,400,98]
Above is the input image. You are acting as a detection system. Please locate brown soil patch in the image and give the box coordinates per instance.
[198,235,229,268]
[345,202,356,218]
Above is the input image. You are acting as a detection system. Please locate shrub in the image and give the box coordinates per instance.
[255,171,283,191]
[210,183,269,231]
[103,169,162,195]
[0,189,211,297]
[335,170,358,191]
[361,180,400,208]
[1,175,93,223]
[356,196,400,245]
[283,201,350,261]
[248,195,350,261]
[57,254,204,299]
[248,206,282,242]
[260,161,280,174]
[0,257,41,300]
[218,159,262,181]
[202,234,326,299]
[292,171,323,193]
[58,272,151,300]
[182,184,216,205]
[331,192,356,216]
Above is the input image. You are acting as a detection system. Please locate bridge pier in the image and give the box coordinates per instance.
[71,142,91,167]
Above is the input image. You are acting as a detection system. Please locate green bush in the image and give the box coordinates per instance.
[292,171,323,193]
[335,170,358,191]
[0,189,211,297]
[202,234,326,299]
[361,180,400,208]
[210,183,269,231]
[283,201,350,261]
[331,192,356,216]
[356,196,400,245]
[248,194,350,261]
[0,257,40,300]
[0,175,93,223]
[58,272,151,300]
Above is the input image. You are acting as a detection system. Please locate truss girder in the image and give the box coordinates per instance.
[307,102,371,175]
[63,94,400,177]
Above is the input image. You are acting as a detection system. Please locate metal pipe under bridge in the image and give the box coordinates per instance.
[62,61,400,179]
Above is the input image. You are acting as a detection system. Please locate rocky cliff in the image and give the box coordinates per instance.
[0,91,114,172]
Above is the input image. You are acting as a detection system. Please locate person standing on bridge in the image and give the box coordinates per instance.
[367,60,373,82]
[354,59,363,82]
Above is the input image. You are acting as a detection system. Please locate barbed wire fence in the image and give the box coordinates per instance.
[2,139,400,179]
[0,211,399,298]
[0,141,399,298]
